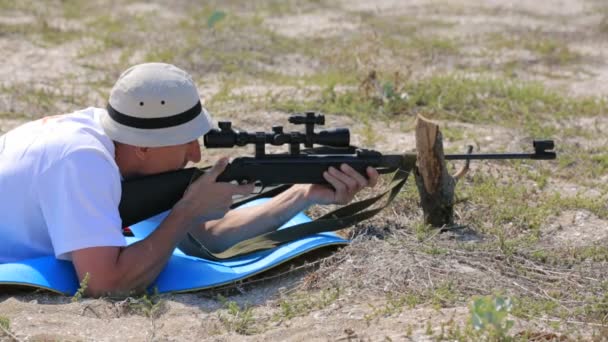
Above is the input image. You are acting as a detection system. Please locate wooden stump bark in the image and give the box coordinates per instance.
[414,114,456,227]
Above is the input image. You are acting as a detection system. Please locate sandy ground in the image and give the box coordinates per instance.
[1,0,608,341]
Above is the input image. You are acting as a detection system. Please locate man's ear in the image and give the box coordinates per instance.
[133,146,150,160]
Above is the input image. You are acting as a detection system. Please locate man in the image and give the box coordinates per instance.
[0,63,378,296]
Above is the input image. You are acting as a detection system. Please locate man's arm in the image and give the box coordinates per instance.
[71,206,193,296]
[71,159,376,296]
[191,163,379,252]
[70,159,253,297]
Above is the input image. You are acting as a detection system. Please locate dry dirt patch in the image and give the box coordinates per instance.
[264,11,359,38]
[252,54,322,77]
[0,39,85,85]
[543,210,608,246]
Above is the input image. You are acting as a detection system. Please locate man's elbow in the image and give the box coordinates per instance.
[71,247,150,298]
[80,274,147,298]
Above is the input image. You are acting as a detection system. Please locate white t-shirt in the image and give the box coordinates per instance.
[0,107,126,263]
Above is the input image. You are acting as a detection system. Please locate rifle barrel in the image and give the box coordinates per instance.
[445,152,556,160]
[446,140,556,160]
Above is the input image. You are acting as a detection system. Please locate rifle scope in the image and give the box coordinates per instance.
[204,112,349,156]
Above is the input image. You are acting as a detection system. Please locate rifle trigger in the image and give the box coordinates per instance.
[452,145,473,181]
[252,181,264,194]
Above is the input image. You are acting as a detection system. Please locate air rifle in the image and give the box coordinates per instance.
[119,112,556,227]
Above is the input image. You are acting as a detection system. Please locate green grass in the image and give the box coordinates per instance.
[511,296,566,322]
[487,32,581,66]
[364,292,427,323]
[458,169,608,237]
[363,284,461,324]
[554,143,608,187]
[348,14,459,60]
[431,281,461,309]
[274,287,340,321]
[526,40,581,65]
[531,246,608,265]
[72,272,90,302]
[0,17,81,47]
[213,286,341,335]
[217,297,258,335]
[87,14,134,50]
[176,8,302,76]
[460,173,550,233]
[126,291,165,319]
[441,124,467,143]
[0,315,17,341]
[270,72,606,141]
[3,3,305,79]
[0,82,95,118]
[0,316,9,330]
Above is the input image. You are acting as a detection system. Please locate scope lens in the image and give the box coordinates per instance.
[204,129,235,148]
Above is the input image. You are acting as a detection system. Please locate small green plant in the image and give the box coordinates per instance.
[128,290,164,319]
[0,316,9,330]
[430,281,458,309]
[217,295,257,335]
[425,320,433,335]
[72,272,90,302]
[405,324,413,337]
[0,315,16,341]
[469,295,514,341]
[413,222,434,242]
[444,318,466,341]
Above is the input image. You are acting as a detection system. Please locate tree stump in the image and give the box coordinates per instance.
[414,115,457,227]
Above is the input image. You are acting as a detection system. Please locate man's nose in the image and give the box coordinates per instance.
[187,140,201,163]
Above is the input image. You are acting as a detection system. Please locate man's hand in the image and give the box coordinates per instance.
[177,157,254,222]
[304,164,379,205]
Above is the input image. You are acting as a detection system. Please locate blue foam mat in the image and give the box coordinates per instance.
[0,199,347,295]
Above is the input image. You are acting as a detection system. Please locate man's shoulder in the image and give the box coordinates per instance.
[50,107,115,156]
[62,107,106,129]
[33,107,117,175]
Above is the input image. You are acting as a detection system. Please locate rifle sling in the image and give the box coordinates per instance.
[179,168,410,260]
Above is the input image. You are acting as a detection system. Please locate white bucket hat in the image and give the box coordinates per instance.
[101,62,212,147]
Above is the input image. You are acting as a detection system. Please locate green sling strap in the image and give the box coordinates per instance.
[179,166,411,260]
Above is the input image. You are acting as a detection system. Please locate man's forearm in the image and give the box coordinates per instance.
[193,185,313,252]
[116,209,192,291]
[77,206,194,296]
